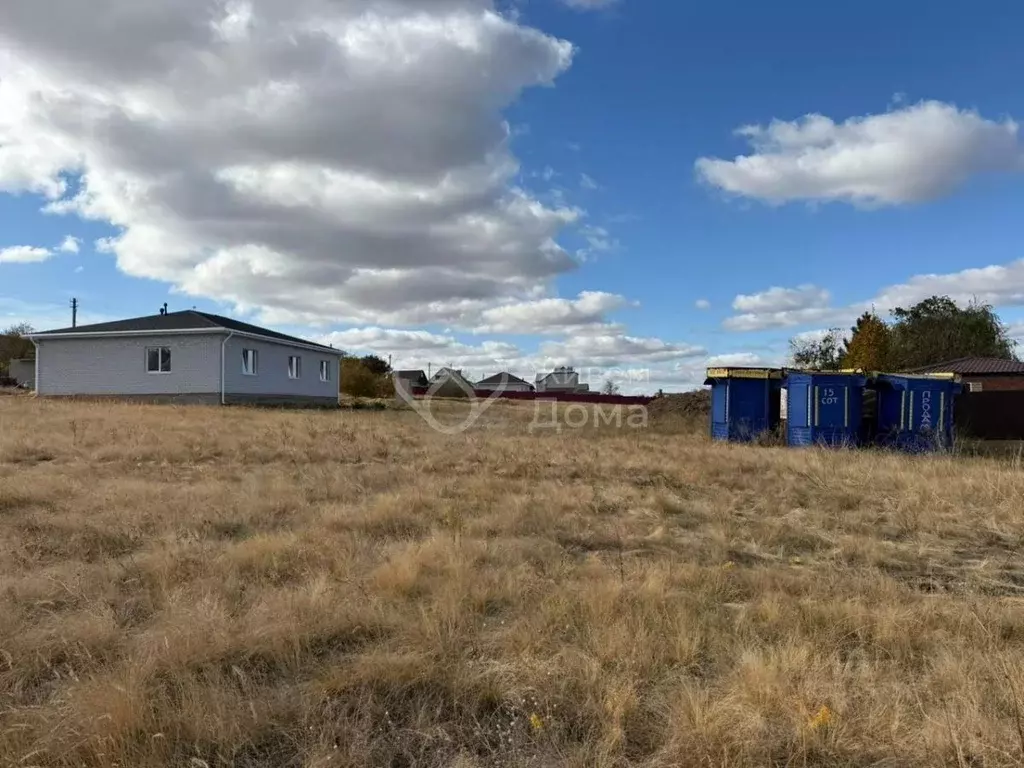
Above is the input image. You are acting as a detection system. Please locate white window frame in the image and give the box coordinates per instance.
[319,359,331,382]
[969,381,983,393]
[242,348,259,376]
[145,346,172,374]
[288,355,302,379]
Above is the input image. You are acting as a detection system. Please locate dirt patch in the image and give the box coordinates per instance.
[646,389,710,429]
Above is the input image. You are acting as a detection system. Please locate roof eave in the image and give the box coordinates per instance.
[29,327,342,355]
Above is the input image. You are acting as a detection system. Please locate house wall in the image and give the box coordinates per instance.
[962,376,1024,392]
[223,336,339,403]
[475,381,532,392]
[9,358,35,389]
[36,334,223,397]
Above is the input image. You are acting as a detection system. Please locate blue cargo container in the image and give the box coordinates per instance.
[872,374,961,452]
[704,367,783,442]
[785,372,867,447]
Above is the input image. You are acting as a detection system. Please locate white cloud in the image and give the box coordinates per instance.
[0,245,52,263]
[578,224,615,255]
[724,258,1024,332]
[321,327,522,371]
[707,352,781,367]
[0,0,589,328]
[73,265,84,273]
[694,298,711,310]
[874,260,1024,310]
[58,235,81,253]
[732,284,830,314]
[725,284,838,330]
[1007,322,1024,346]
[580,172,599,190]
[476,290,628,334]
[561,0,618,8]
[696,100,1023,206]
[538,333,705,367]
[317,324,709,391]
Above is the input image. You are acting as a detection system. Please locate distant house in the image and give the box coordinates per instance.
[907,357,1024,392]
[475,372,533,393]
[428,367,476,397]
[535,366,590,393]
[393,369,428,397]
[27,310,343,407]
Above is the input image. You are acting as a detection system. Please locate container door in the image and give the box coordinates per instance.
[730,378,768,438]
[787,381,809,427]
[813,383,851,428]
[711,383,727,423]
[907,386,948,434]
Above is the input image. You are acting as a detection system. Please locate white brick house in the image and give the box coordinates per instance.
[28,310,343,407]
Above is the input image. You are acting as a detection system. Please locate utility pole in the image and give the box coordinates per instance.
[70,297,78,328]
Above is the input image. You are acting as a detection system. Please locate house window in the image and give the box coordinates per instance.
[288,355,302,379]
[969,381,983,393]
[319,360,331,382]
[242,348,258,376]
[146,347,171,373]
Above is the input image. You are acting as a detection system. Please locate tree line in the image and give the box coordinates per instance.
[789,295,1018,371]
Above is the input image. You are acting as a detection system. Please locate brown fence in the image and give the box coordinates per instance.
[410,387,653,406]
[955,391,1024,440]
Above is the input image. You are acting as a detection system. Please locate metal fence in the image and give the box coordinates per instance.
[955,391,1024,440]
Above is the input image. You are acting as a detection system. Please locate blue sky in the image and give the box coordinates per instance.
[2,0,1024,391]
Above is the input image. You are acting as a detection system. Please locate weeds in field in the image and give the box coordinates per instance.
[1,398,1024,766]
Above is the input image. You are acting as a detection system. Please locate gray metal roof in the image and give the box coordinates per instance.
[33,310,339,353]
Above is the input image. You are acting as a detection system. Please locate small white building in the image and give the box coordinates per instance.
[475,372,533,393]
[27,310,343,407]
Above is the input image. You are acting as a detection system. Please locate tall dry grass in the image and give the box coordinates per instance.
[2,396,1024,767]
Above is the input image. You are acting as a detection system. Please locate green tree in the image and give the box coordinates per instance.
[789,328,843,370]
[841,311,890,370]
[340,357,394,398]
[359,354,391,377]
[0,323,35,374]
[887,295,1016,369]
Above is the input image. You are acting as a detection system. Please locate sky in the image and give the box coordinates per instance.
[2,0,1024,393]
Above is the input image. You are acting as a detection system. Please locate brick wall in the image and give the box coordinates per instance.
[963,376,1024,392]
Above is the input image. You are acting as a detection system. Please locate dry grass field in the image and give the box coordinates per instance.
[2,395,1024,767]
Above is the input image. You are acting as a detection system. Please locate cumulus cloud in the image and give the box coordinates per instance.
[707,351,781,367]
[0,0,587,328]
[322,327,522,371]
[724,259,1024,332]
[696,101,1023,206]
[694,299,711,310]
[0,245,52,263]
[318,323,708,391]
[538,333,705,367]
[725,284,837,330]
[476,290,628,334]
[58,235,81,253]
[732,284,830,314]
[561,0,618,8]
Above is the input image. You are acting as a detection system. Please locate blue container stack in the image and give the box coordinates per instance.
[784,371,867,447]
[704,367,783,442]
[871,374,961,452]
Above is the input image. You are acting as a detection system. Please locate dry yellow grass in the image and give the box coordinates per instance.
[2,396,1024,767]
